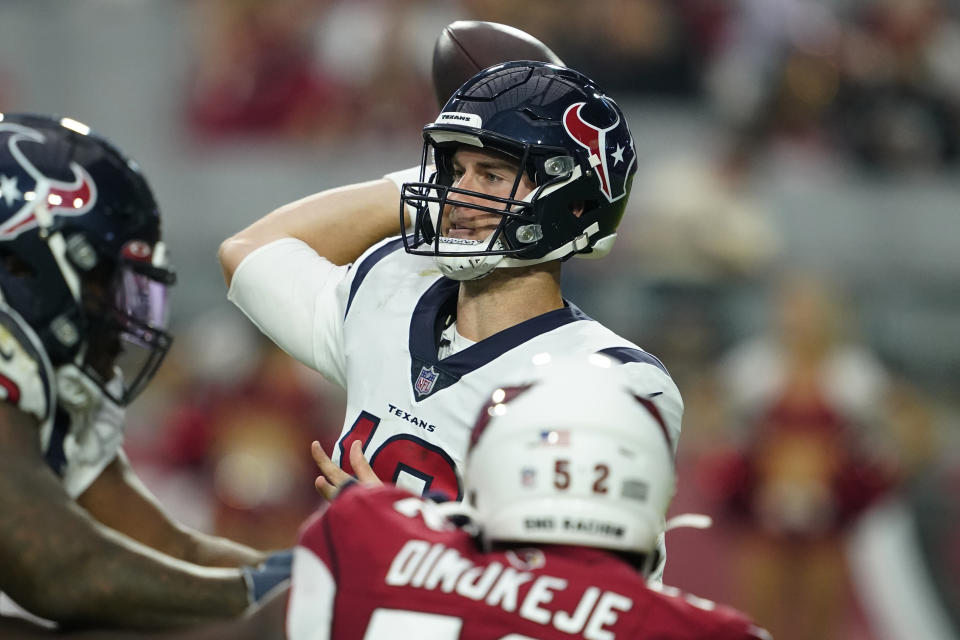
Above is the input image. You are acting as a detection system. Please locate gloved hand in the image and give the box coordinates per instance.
[241,549,294,606]
[56,364,126,466]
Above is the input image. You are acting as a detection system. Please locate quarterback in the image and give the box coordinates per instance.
[220,62,682,498]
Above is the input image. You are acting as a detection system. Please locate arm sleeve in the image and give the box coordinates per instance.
[227,238,352,387]
[384,165,429,221]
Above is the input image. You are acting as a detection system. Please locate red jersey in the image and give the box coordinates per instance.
[287,486,771,640]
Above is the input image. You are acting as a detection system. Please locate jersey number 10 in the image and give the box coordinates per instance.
[339,411,463,500]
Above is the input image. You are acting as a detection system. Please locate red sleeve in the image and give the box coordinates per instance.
[296,507,336,575]
[296,484,420,575]
[632,583,771,640]
[289,486,417,640]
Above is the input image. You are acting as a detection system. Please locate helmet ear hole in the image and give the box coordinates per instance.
[569,200,586,218]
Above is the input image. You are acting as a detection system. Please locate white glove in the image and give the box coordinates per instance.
[56,364,126,467]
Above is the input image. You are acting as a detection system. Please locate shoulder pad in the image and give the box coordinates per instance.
[0,304,54,423]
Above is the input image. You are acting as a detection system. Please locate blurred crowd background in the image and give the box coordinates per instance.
[2,1,958,639]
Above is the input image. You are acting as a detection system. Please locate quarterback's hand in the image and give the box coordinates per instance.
[311,440,382,501]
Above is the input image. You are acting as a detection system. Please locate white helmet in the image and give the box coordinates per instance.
[464,353,676,559]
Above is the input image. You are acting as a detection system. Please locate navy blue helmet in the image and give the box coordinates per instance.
[0,113,175,405]
[400,61,637,280]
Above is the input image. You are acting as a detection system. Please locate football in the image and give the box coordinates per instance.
[432,20,564,108]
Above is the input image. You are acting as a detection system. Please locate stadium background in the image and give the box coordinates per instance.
[1,1,957,639]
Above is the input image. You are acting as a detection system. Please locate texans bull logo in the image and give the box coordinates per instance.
[0,122,98,240]
[562,102,635,203]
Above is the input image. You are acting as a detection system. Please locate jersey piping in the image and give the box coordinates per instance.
[597,346,670,376]
[407,277,593,401]
[345,238,406,319]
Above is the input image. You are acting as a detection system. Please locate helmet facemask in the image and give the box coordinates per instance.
[400,134,584,281]
[77,242,174,406]
[400,61,638,278]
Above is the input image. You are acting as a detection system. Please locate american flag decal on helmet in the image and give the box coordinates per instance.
[539,430,570,446]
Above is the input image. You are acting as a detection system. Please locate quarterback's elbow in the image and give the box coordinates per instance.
[218,234,253,288]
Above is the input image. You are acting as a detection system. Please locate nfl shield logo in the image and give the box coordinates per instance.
[415,365,439,397]
[521,467,537,488]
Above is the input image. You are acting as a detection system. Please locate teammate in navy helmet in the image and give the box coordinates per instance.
[0,113,285,629]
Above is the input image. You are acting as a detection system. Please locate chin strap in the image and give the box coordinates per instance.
[36,198,89,357]
[497,222,605,269]
[436,221,609,281]
[33,197,83,304]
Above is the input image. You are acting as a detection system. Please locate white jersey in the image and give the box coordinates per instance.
[230,237,683,502]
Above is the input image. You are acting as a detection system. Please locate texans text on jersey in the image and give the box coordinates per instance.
[387,403,438,433]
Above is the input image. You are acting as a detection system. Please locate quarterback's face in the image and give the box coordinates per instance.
[442,147,535,241]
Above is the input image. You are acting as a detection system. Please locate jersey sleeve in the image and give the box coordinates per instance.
[641,583,773,640]
[228,238,352,387]
[602,350,684,457]
[287,510,338,640]
[0,305,53,426]
[383,164,425,222]
[636,366,683,457]
[623,356,683,456]
[287,485,416,640]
